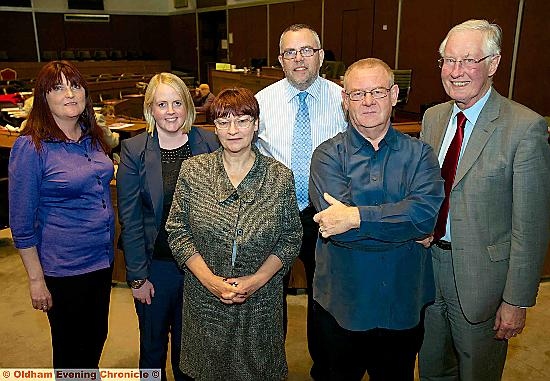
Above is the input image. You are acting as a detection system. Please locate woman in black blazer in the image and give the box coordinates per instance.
[116,73,218,381]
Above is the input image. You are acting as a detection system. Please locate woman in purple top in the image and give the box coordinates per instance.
[8,61,115,369]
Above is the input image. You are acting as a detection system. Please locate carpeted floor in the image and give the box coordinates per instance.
[1,232,549,380]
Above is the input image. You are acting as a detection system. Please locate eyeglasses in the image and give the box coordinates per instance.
[345,87,392,101]
[438,55,494,69]
[213,116,255,130]
[280,47,322,60]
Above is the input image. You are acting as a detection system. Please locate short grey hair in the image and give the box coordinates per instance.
[343,58,394,90]
[439,19,502,57]
[279,24,321,53]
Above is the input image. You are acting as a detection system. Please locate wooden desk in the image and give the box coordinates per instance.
[394,121,421,136]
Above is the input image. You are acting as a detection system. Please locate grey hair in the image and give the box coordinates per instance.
[439,19,502,57]
[279,24,321,53]
[343,58,395,89]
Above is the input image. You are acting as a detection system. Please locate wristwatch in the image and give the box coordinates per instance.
[127,279,147,289]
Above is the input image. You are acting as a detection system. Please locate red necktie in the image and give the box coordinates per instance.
[434,112,466,241]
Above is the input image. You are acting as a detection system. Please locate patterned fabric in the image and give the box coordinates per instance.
[166,146,302,381]
[291,91,311,210]
[255,76,347,170]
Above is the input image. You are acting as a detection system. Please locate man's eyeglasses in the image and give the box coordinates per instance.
[280,47,322,60]
[213,116,255,130]
[345,87,393,101]
[438,55,494,69]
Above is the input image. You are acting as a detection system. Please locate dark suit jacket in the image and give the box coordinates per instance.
[116,126,219,281]
[422,89,550,323]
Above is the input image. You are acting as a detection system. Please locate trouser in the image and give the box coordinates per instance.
[134,259,189,381]
[418,245,508,381]
[45,265,113,369]
[282,205,322,377]
[313,300,424,381]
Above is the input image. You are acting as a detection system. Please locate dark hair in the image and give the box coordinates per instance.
[209,88,260,122]
[22,60,110,152]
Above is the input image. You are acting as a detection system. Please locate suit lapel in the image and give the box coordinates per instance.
[433,105,453,155]
[454,90,501,188]
[144,132,164,228]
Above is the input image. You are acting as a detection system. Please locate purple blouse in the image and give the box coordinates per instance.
[9,134,115,277]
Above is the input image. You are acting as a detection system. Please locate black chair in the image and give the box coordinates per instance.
[42,50,59,61]
[94,50,108,60]
[320,61,346,79]
[393,69,412,107]
[77,50,92,60]
[60,50,76,60]
[110,50,124,60]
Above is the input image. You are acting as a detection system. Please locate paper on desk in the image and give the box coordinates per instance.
[1,107,20,112]
[109,123,134,130]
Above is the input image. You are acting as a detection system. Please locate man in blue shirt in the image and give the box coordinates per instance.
[309,58,444,380]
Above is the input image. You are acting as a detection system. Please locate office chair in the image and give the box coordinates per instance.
[42,50,59,61]
[60,50,76,60]
[94,50,108,60]
[392,69,412,107]
[320,61,346,79]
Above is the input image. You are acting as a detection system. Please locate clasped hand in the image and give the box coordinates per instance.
[208,275,260,305]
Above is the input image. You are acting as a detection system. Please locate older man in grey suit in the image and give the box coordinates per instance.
[418,19,550,381]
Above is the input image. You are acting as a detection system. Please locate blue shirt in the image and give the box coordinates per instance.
[309,125,444,331]
[255,76,347,170]
[9,134,115,277]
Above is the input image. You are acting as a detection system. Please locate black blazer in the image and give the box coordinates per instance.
[116,126,219,281]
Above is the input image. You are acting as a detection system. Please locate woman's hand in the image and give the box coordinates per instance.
[204,275,246,304]
[29,278,52,313]
[132,279,155,304]
[224,273,267,304]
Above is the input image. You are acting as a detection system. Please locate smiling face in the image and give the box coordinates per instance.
[343,63,398,141]
[45,73,86,124]
[151,83,188,136]
[441,29,500,110]
[278,28,324,91]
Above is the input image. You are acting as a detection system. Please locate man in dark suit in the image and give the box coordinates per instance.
[419,19,550,381]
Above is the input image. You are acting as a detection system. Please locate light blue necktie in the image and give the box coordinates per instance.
[291,91,311,211]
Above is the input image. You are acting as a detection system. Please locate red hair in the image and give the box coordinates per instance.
[22,60,110,153]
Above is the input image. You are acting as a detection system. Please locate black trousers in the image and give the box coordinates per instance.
[283,205,323,377]
[313,300,425,381]
[44,265,112,369]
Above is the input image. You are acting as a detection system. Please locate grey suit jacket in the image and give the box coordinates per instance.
[116,126,219,281]
[422,89,550,323]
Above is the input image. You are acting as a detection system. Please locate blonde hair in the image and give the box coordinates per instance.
[143,73,196,135]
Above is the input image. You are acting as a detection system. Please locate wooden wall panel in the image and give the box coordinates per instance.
[323,0,374,67]
[228,6,267,68]
[138,16,171,60]
[36,13,66,53]
[169,13,198,73]
[110,15,142,51]
[64,19,112,50]
[514,0,550,116]
[400,0,454,114]
[0,12,37,61]
[371,0,399,66]
[268,0,322,67]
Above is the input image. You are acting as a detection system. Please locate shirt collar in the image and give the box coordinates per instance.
[283,76,322,103]
[452,86,492,125]
[348,122,399,152]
